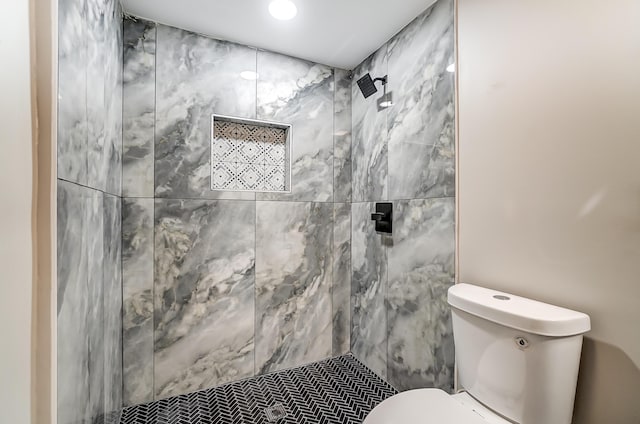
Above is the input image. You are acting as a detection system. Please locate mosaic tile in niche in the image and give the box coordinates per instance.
[211,118,290,193]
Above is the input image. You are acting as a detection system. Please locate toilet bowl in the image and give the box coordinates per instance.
[363,283,591,424]
[364,389,511,424]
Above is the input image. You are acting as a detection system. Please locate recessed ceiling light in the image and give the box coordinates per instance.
[446,63,455,73]
[240,71,259,80]
[269,0,297,20]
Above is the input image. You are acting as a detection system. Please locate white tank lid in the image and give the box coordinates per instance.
[448,283,591,337]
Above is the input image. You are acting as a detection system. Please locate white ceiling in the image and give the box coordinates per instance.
[121,0,438,69]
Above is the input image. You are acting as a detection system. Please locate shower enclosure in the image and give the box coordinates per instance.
[55,0,455,422]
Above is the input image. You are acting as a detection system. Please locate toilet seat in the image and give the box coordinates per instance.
[363,389,511,424]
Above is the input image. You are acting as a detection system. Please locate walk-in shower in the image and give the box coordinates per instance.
[54,0,456,421]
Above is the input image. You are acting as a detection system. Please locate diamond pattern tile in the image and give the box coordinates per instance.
[264,165,286,192]
[211,136,237,162]
[236,140,264,163]
[119,355,397,424]
[211,119,289,193]
[211,162,237,190]
[236,163,265,191]
[263,142,286,166]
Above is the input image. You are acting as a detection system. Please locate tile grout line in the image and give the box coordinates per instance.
[331,69,336,355]
[151,21,158,403]
[384,41,390,382]
[254,46,258,381]
[55,187,413,204]
[119,13,125,413]
[254,192,258,380]
[58,177,120,198]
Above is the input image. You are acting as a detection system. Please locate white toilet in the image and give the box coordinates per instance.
[364,283,591,424]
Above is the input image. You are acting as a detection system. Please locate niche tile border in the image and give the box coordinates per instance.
[211,114,292,193]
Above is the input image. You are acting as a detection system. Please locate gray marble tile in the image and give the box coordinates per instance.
[86,0,122,196]
[155,25,257,200]
[256,52,334,202]
[334,69,352,203]
[57,181,90,424]
[387,0,455,200]
[58,182,124,421]
[87,188,105,422]
[255,201,333,373]
[351,46,389,203]
[332,203,351,356]
[58,182,111,423]
[57,0,87,186]
[154,199,255,399]
[103,195,123,414]
[122,198,155,406]
[105,0,123,196]
[351,202,387,378]
[85,0,105,193]
[123,18,156,197]
[387,198,455,392]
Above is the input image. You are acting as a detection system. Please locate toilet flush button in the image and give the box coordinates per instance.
[493,295,510,301]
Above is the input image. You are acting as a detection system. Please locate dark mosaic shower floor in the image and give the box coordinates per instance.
[119,355,397,424]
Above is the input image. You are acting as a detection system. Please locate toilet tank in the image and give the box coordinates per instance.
[448,284,590,424]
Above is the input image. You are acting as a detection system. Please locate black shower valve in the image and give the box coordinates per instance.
[371,212,385,221]
[371,202,392,234]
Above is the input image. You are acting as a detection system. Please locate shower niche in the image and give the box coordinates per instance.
[211,114,292,193]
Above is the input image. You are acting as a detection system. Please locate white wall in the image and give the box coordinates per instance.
[0,0,35,423]
[457,0,640,422]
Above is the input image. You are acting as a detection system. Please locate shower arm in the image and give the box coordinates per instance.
[373,76,388,86]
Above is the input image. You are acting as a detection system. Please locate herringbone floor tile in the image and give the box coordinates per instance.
[118,355,397,424]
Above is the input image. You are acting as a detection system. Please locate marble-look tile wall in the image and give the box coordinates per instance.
[387,1,455,200]
[58,0,123,196]
[255,52,334,202]
[350,0,456,393]
[57,182,123,424]
[332,203,352,355]
[386,198,455,391]
[121,16,352,406]
[352,0,454,204]
[154,25,257,200]
[255,202,333,373]
[351,47,389,203]
[103,195,123,416]
[334,69,353,203]
[123,19,156,197]
[154,199,256,399]
[122,198,154,405]
[351,202,388,379]
[57,0,123,422]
